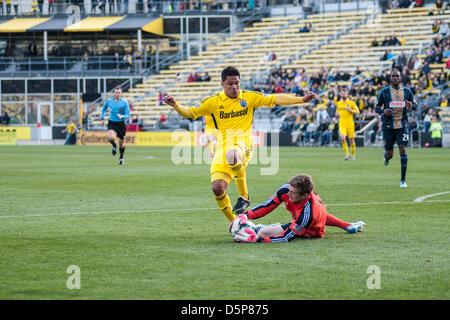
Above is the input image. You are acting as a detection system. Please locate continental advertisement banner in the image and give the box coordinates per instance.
[0,130,17,145]
[79,131,137,146]
[79,131,264,147]
[136,131,195,146]
[0,126,31,140]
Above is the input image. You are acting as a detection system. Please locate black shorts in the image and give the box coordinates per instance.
[383,127,409,151]
[107,121,126,139]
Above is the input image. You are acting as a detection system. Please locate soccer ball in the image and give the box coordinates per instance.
[233,220,259,243]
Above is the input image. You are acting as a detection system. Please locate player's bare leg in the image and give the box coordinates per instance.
[107,130,117,156]
[349,137,356,160]
[340,134,350,160]
[118,138,125,165]
[226,148,250,214]
[212,179,235,221]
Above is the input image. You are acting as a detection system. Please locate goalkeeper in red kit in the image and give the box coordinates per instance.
[229,174,366,242]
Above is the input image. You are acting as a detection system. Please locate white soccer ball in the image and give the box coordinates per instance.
[233,220,259,243]
[231,219,257,236]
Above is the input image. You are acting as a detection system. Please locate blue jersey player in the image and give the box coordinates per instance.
[375,70,417,188]
[101,86,130,165]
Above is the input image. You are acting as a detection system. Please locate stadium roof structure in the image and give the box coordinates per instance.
[0,16,164,36]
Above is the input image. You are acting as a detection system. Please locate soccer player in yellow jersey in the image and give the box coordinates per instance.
[163,66,316,222]
[336,88,360,160]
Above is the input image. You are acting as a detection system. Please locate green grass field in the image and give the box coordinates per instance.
[0,145,449,300]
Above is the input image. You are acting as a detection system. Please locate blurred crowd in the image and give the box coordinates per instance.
[252,35,449,146]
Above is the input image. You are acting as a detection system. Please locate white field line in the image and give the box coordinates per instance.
[0,199,449,219]
[413,191,450,202]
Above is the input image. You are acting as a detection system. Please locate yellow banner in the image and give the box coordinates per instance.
[0,127,31,140]
[0,131,17,145]
[79,131,137,146]
[136,131,195,146]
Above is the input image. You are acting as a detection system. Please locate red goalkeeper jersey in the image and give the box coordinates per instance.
[246,183,327,238]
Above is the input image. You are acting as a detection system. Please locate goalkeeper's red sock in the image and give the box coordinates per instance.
[325,213,350,229]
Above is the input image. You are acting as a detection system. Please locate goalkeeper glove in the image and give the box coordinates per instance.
[229,213,248,235]
[234,227,259,243]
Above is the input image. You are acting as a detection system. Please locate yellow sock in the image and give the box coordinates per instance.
[350,143,356,157]
[230,162,248,200]
[214,192,235,222]
[342,142,349,156]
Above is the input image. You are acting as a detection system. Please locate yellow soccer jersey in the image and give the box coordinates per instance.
[66,122,77,134]
[336,99,358,126]
[190,90,275,146]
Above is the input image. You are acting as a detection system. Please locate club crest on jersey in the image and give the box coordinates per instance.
[239,100,248,108]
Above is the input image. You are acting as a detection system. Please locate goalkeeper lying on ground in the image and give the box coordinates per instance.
[229,174,366,243]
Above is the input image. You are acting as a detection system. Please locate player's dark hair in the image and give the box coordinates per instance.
[289,174,314,195]
[114,86,122,91]
[221,67,240,82]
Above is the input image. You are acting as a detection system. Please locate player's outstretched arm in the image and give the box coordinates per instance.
[163,94,194,118]
[273,92,317,106]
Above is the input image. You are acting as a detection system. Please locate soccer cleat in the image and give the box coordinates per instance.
[345,221,366,234]
[350,156,355,161]
[232,196,250,215]
[118,158,124,165]
[345,155,349,161]
[112,146,117,156]
[400,181,407,188]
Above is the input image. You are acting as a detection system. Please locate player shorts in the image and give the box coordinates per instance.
[107,121,126,139]
[339,123,356,139]
[210,140,255,184]
[383,127,409,151]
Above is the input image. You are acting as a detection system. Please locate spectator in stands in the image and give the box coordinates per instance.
[48,0,54,14]
[414,0,424,7]
[131,114,143,131]
[389,0,400,9]
[299,23,310,33]
[134,49,143,72]
[260,52,270,63]
[390,35,402,46]
[438,20,449,37]
[158,113,169,130]
[371,38,380,47]
[435,0,445,14]
[37,0,43,15]
[305,119,318,145]
[123,52,132,71]
[269,51,277,61]
[318,119,331,146]
[439,95,448,107]
[281,111,297,133]
[423,108,433,132]
[203,72,211,81]
[0,111,10,125]
[187,73,195,82]
[409,117,419,144]
[430,116,443,147]
[432,20,440,34]
[11,0,17,15]
[28,41,37,56]
[158,91,164,105]
[316,104,330,124]
[381,36,390,46]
